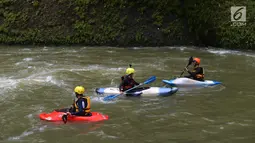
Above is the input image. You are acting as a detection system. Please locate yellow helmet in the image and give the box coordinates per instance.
[74,86,85,94]
[126,68,135,75]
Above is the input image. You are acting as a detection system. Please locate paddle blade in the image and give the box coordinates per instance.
[103,94,118,101]
[62,114,68,124]
[187,56,193,66]
[143,76,156,84]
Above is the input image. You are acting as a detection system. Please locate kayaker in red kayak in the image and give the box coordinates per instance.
[184,57,205,81]
[66,86,92,116]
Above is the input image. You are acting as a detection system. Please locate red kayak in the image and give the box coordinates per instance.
[39,109,109,122]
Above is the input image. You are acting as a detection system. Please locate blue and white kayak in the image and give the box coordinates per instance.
[95,87,178,96]
[162,78,221,87]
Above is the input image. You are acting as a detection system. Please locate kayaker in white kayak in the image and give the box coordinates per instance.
[119,65,139,92]
[119,65,148,96]
[66,86,92,116]
[184,57,205,81]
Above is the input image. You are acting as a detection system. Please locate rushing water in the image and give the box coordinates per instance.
[0,46,255,143]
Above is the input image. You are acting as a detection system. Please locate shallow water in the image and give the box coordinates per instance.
[0,46,255,143]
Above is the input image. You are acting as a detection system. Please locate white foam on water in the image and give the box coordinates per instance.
[0,78,20,100]
[202,117,215,122]
[26,114,33,119]
[180,112,194,116]
[21,48,31,51]
[8,131,34,140]
[132,47,141,49]
[1,63,126,97]
[226,121,250,127]
[132,108,148,114]
[0,77,19,89]
[6,106,48,141]
[69,65,124,72]
[166,46,188,51]
[106,50,115,53]
[14,57,33,66]
[131,46,189,51]
[205,48,255,57]
[110,79,117,85]
[134,46,255,58]
[42,46,48,51]
[90,96,118,104]
[7,125,47,141]
[88,130,118,139]
[23,58,33,61]
[238,123,249,126]
[0,73,68,100]
[202,129,218,134]
[15,62,23,66]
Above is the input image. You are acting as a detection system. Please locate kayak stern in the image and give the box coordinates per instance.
[158,87,178,96]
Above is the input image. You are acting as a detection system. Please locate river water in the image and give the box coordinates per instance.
[0,46,255,143]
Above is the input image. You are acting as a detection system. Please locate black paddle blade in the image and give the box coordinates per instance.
[62,114,68,124]
[178,56,194,78]
[188,56,193,66]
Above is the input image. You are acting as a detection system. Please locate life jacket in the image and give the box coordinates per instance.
[73,96,91,113]
[120,75,136,90]
[192,67,204,80]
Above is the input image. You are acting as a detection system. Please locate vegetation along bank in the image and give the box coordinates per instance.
[0,0,254,49]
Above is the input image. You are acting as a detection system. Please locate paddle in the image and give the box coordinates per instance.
[103,76,156,101]
[57,107,72,124]
[179,56,193,78]
[61,98,78,124]
[162,56,193,87]
[62,114,68,124]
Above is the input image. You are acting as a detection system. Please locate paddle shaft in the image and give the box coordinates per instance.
[179,65,189,78]
[103,76,156,101]
[117,76,156,97]
[115,83,144,98]
[179,57,193,78]
[62,98,76,124]
[62,114,68,124]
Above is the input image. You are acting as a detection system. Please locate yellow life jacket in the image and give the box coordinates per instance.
[73,96,91,113]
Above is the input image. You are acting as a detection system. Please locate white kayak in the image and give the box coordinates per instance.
[162,78,221,87]
[95,87,178,96]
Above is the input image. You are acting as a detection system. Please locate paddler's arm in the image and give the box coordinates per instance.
[183,67,192,78]
[119,79,125,92]
[133,79,139,85]
[187,67,201,77]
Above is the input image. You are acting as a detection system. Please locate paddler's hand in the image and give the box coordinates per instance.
[66,112,71,116]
